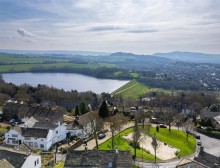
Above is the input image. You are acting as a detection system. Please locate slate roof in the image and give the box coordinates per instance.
[213,115,220,124]
[194,150,220,168]
[78,111,99,126]
[0,159,15,168]
[32,122,58,130]
[0,150,27,168]
[203,112,220,118]
[64,150,132,168]
[3,102,63,123]
[176,158,208,168]
[21,127,49,138]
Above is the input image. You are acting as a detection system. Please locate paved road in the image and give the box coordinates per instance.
[197,132,220,156]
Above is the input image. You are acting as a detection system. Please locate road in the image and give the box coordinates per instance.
[197,132,220,156]
[75,122,134,150]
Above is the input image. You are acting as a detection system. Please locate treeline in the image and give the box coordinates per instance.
[0,75,100,112]
[138,77,201,90]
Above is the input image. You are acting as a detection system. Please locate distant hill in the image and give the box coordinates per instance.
[0,49,109,56]
[153,51,220,64]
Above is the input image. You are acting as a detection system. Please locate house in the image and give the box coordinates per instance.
[213,115,220,130]
[0,159,15,168]
[67,111,99,139]
[0,149,41,168]
[194,149,220,168]
[3,102,63,124]
[200,109,220,128]
[5,120,67,151]
[176,158,208,168]
[64,150,132,168]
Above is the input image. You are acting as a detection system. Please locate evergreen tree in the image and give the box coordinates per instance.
[75,105,79,116]
[99,100,109,118]
[79,102,89,115]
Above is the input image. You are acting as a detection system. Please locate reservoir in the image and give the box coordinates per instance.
[2,73,129,94]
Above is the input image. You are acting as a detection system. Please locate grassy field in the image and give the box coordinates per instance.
[98,128,156,161]
[148,127,196,157]
[0,63,117,73]
[98,127,196,161]
[112,80,171,99]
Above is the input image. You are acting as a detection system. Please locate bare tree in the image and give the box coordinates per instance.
[107,113,128,150]
[86,112,104,149]
[183,119,195,141]
[163,108,178,132]
[132,119,141,160]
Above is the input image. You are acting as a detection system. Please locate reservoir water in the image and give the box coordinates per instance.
[2,73,129,94]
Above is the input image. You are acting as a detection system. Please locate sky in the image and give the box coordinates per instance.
[0,0,220,55]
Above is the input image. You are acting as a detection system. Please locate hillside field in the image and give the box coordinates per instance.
[112,80,171,99]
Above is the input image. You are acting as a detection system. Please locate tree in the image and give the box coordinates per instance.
[163,108,178,132]
[79,102,89,115]
[209,104,219,112]
[183,119,194,141]
[75,105,79,116]
[132,119,141,160]
[99,100,109,118]
[87,112,104,149]
[137,108,152,128]
[106,113,127,150]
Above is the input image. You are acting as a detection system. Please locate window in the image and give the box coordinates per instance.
[36,159,39,164]
[24,137,31,140]
[56,130,58,134]
[12,134,18,138]
[34,142,38,148]
[12,140,18,144]
[40,144,44,148]
[41,139,44,141]
[29,142,33,147]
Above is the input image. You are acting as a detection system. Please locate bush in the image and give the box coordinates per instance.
[206,126,215,132]
[6,126,11,130]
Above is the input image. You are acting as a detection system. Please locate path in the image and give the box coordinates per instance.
[112,83,139,95]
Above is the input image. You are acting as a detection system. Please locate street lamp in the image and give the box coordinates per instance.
[151,133,158,164]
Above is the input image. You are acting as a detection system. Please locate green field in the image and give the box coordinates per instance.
[112,80,171,99]
[98,128,156,161]
[0,63,117,73]
[98,127,196,161]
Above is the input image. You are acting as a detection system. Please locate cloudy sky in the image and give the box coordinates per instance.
[0,0,220,54]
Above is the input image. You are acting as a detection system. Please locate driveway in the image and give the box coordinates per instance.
[197,132,220,156]
[75,122,134,150]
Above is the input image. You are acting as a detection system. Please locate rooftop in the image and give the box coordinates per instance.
[65,150,132,168]
[0,149,27,168]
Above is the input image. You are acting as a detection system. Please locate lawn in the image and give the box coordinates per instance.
[98,127,196,161]
[0,127,8,134]
[98,128,156,161]
[148,127,196,157]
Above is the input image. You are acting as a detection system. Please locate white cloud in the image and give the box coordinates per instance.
[17,28,34,37]
[1,0,220,54]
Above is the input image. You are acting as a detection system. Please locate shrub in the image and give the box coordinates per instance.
[206,127,214,132]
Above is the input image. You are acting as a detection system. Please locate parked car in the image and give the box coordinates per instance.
[197,140,202,146]
[193,134,200,139]
[9,119,17,124]
[11,121,19,126]
[98,133,106,139]
[159,124,167,128]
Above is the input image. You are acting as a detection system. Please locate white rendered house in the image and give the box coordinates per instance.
[5,121,67,151]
